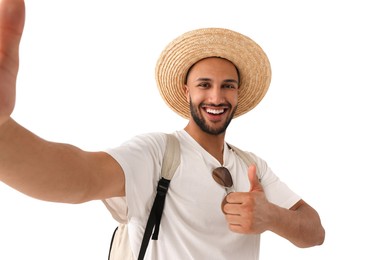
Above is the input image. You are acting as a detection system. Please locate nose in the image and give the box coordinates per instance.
[207,86,226,105]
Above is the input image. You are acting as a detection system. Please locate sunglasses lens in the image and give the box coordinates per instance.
[212,167,233,188]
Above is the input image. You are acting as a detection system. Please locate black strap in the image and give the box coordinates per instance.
[138,178,171,260]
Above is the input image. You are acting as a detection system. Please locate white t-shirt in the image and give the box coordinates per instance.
[104,130,301,260]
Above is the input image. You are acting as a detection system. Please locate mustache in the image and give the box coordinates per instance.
[200,102,232,108]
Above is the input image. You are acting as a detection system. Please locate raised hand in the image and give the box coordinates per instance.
[222,164,272,234]
[0,0,25,125]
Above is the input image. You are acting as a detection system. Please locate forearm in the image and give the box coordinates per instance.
[268,200,325,248]
[0,118,98,203]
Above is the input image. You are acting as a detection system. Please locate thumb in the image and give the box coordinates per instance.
[248,164,263,192]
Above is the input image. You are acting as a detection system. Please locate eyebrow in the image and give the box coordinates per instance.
[195,78,239,84]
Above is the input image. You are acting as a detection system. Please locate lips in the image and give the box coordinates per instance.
[201,105,229,122]
[205,108,225,115]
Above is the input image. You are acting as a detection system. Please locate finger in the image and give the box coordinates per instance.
[225,214,242,225]
[248,164,263,192]
[222,196,242,215]
[224,191,242,204]
[225,215,248,234]
[221,194,228,214]
[228,223,244,234]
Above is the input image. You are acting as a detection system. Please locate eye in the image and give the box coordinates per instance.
[198,82,210,88]
[223,83,237,89]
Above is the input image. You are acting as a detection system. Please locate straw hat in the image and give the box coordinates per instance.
[155,27,272,119]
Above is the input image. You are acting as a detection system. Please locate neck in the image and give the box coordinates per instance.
[184,121,226,165]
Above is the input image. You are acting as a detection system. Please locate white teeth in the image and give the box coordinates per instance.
[206,108,224,114]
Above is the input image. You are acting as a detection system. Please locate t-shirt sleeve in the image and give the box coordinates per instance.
[102,132,167,223]
[253,153,301,209]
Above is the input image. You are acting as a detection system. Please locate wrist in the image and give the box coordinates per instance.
[0,116,13,133]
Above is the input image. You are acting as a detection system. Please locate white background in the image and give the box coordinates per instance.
[1,0,389,259]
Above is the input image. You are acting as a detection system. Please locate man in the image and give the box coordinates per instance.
[0,0,325,259]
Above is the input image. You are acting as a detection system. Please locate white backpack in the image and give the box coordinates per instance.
[106,133,258,260]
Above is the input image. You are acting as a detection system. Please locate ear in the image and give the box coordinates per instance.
[183,85,190,102]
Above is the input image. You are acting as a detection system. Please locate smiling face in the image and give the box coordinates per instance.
[184,57,240,135]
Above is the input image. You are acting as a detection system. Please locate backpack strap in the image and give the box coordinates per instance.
[137,133,180,260]
[227,143,260,178]
[108,224,132,260]
[160,133,181,180]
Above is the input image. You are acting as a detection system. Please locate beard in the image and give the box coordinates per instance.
[189,98,237,135]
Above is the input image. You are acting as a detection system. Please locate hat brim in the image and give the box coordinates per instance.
[155,28,272,119]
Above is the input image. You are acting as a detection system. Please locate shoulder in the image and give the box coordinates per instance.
[228,143,269,179]
[107,132,171,164]
[116,132,173,151]
[244,151,269,179]
[126,131,168,144]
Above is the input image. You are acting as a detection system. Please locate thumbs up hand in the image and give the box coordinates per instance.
[222,164,272,234]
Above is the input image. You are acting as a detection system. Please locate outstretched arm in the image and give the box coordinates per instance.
[223,165,325,248]
[0,0,125,203]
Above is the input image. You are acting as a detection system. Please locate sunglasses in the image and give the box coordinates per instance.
[212,166,235,193]
[212,167,235,213]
